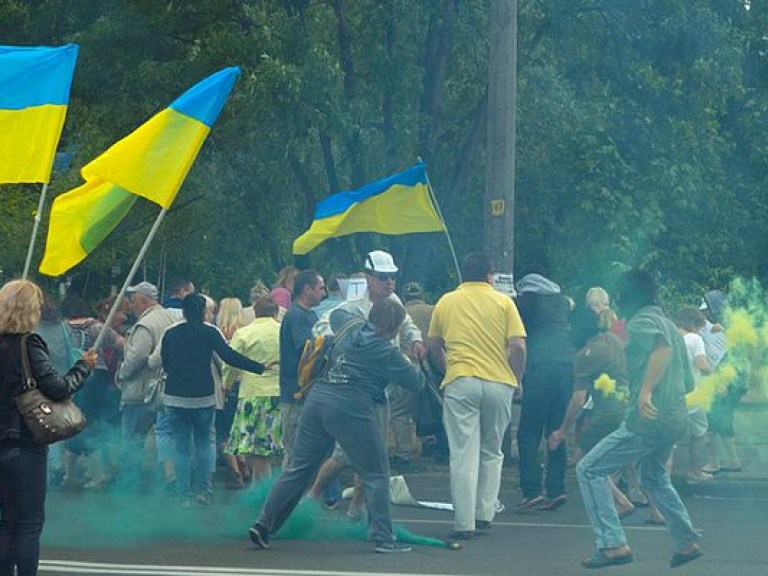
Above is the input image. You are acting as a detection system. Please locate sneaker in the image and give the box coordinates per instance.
[516,495,545,511]
[448,530,475,540]
[195,493,212,506]
[538,494,567,511]
[494,500,506,514]
[475,520,492,531]
[346,504,365,522]
[374,541,412,553]
[248,523,270,549]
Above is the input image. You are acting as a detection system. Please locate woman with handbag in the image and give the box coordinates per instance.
[0,279,97,576]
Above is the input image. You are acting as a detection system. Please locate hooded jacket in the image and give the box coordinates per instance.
[308,309,424,417]
[515,274,575,367]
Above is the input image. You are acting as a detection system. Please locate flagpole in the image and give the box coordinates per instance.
[22,183,50,279]
[93,207,168,351]
[419,160,462,283]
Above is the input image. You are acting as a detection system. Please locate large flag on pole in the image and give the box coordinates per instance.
[292,163,446,255]
[39,66,240,276]
[0,44,78,183]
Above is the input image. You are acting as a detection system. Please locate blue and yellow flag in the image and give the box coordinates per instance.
[39,67,240,277]
[0,44,78,184]
[292,163,445,255]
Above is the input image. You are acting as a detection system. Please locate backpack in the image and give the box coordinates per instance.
[295,318,364,400]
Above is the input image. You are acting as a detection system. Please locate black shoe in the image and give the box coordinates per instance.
[248,523,270,549]
[448,530,475,540]
[374,541,412,553]
[475,520,492,531]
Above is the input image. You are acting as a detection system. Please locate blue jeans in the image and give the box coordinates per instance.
[165,406,216,498]
[0,439,47,576]
[576,422,701,551]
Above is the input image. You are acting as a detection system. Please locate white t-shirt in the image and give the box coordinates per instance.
[683,331,708,384]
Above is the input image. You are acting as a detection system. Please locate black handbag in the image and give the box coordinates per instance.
[14,333,87,444]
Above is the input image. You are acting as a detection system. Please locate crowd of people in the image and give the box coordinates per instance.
[3,250,750,572]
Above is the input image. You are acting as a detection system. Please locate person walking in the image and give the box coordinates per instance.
[575,270,702,569]
[514,272,575,512]
[428,253,527,540]
[0,279,97,576]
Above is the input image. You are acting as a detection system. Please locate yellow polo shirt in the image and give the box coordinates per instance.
[429,282,526,387]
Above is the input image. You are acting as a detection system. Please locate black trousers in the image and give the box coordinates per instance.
[0,439,47,576]
[517,363,573,499]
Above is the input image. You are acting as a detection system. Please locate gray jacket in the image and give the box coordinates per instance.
[310,309,424,415]
[116,304,178,405]
[313,292,422,353]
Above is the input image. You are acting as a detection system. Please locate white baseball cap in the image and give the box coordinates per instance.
[364,250,398,273]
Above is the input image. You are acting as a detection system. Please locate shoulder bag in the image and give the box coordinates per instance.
[14,333,87,444]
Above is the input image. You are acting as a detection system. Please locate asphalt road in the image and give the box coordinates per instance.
[40,470,768,576]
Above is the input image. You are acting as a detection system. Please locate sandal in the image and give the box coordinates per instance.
[581,549,634,569]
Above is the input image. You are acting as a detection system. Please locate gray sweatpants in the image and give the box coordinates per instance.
[257,393,395,543]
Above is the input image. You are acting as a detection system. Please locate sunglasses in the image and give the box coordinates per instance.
[372,272,397,282]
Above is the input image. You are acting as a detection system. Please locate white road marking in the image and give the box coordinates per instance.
[39,561,445,576]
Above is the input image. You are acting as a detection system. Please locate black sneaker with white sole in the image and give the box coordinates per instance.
[374,541,412,553]
[248,523,270,549]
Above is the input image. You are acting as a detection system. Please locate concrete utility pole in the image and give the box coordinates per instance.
[484,0,517,274]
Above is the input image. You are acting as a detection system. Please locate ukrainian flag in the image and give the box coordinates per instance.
[39,67,240,277]
[0,44,78,184]
[292,163,446,255]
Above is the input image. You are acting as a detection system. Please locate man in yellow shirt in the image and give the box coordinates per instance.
[428,253,527,540]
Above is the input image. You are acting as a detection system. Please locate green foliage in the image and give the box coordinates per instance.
[1,0,766,305]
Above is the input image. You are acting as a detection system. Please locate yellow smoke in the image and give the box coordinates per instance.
[686,363,737,411]
[593,373,629,401]
[726,309,759,348]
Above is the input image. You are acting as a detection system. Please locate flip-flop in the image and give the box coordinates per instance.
[670,548,703,568]
[581,550,635,569]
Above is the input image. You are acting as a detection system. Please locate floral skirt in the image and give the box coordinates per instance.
[224,396,283,458]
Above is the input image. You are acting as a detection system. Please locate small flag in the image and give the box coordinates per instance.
[292,163,445,255]
[39,67,240,276]
[0,44,78,183]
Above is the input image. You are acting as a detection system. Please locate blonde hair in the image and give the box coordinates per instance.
[0,279,43,334]
[586,287,610,311]
[202,294,218,321]
[598,308,618,332]
[273,266,299,291]
[218,297,245,340]
[249,279,269,304]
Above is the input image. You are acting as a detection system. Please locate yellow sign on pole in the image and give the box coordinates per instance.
[490,199,505,216]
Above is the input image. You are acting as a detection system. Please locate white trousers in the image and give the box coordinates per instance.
[443,376,513,531]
